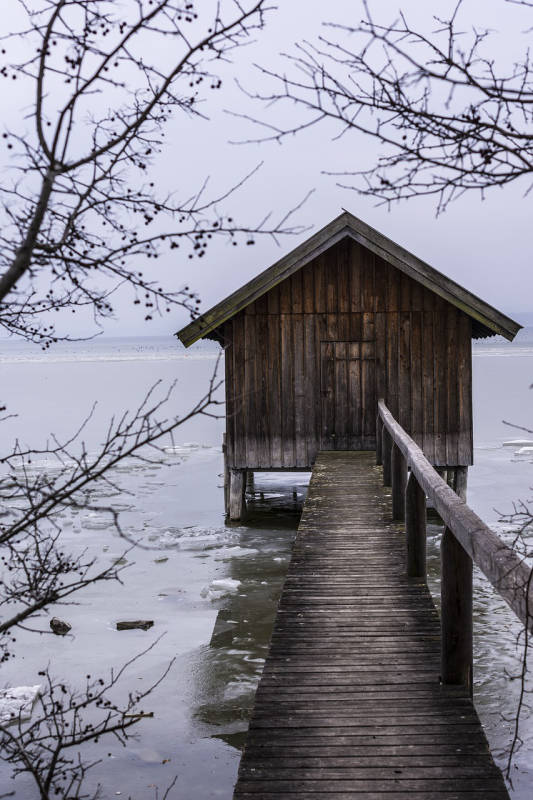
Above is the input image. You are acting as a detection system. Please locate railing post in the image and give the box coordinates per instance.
[391,443,407,520]
[382,427,392,486]
[405,471,426,578]
[441,527,473,696]
[376,417,383,466]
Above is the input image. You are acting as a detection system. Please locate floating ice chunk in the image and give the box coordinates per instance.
[0,685,41,724]
[201,577,242,600]
[81,513,109,530]
[503,439,533,448]
[210,578,241,592]
[164,442,200,454]
[110,503,135,512]
[515,446,533,456]
[214,546,258,560]
[155,524,236,551]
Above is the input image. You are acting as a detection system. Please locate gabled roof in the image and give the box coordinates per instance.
[176,211,521,346]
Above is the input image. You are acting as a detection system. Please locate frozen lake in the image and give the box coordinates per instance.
[0,332,532,798]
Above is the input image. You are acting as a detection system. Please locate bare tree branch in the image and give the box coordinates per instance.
[243,0,533,212]
[0,0,306,345]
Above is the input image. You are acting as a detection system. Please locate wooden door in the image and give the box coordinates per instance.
[320,341,376,450]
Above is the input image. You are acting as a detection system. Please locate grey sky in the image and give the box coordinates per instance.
[2,0,531,338]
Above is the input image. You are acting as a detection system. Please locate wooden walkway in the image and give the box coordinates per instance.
[233,451,509,799]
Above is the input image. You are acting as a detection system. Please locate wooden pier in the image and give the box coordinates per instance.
[176,213,527,797]
[233,448,512,799]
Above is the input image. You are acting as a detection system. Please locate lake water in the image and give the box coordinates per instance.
[0,331,532,798]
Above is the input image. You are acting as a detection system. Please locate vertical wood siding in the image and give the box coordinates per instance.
[226,238,473,469]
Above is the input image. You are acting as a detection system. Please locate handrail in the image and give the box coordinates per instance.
[377,399,533,636]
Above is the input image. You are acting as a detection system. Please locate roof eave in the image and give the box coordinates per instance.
[177,214,353,347]
[340,224,521,342]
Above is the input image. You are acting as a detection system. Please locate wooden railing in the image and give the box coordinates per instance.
[376,399,533,696]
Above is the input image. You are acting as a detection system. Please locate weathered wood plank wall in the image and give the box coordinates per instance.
[225,238,472,470]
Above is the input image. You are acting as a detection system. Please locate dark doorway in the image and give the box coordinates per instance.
[320,340,376,449]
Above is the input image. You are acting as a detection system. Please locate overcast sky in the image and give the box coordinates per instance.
[3,0,532,338]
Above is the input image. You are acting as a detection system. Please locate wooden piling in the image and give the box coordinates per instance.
[436,467,448,484]
[454,466,468,501]
[223,433,229,515]
[229,469,246,521]
[446,468,455,490]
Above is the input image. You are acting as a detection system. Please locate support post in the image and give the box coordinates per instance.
[436,467,448,484]
[391,443,407,521]
[229,469,246,521]
[376,417,383,466]
[446,468,455,490]
[441,527,473,696]
[223,433,229,516]
[454,467,468,502]
[405,472,426,578]
[382,427,392,487]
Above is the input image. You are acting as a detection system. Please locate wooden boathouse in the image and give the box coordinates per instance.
[176,213,531,798]
[177,211,520,520]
